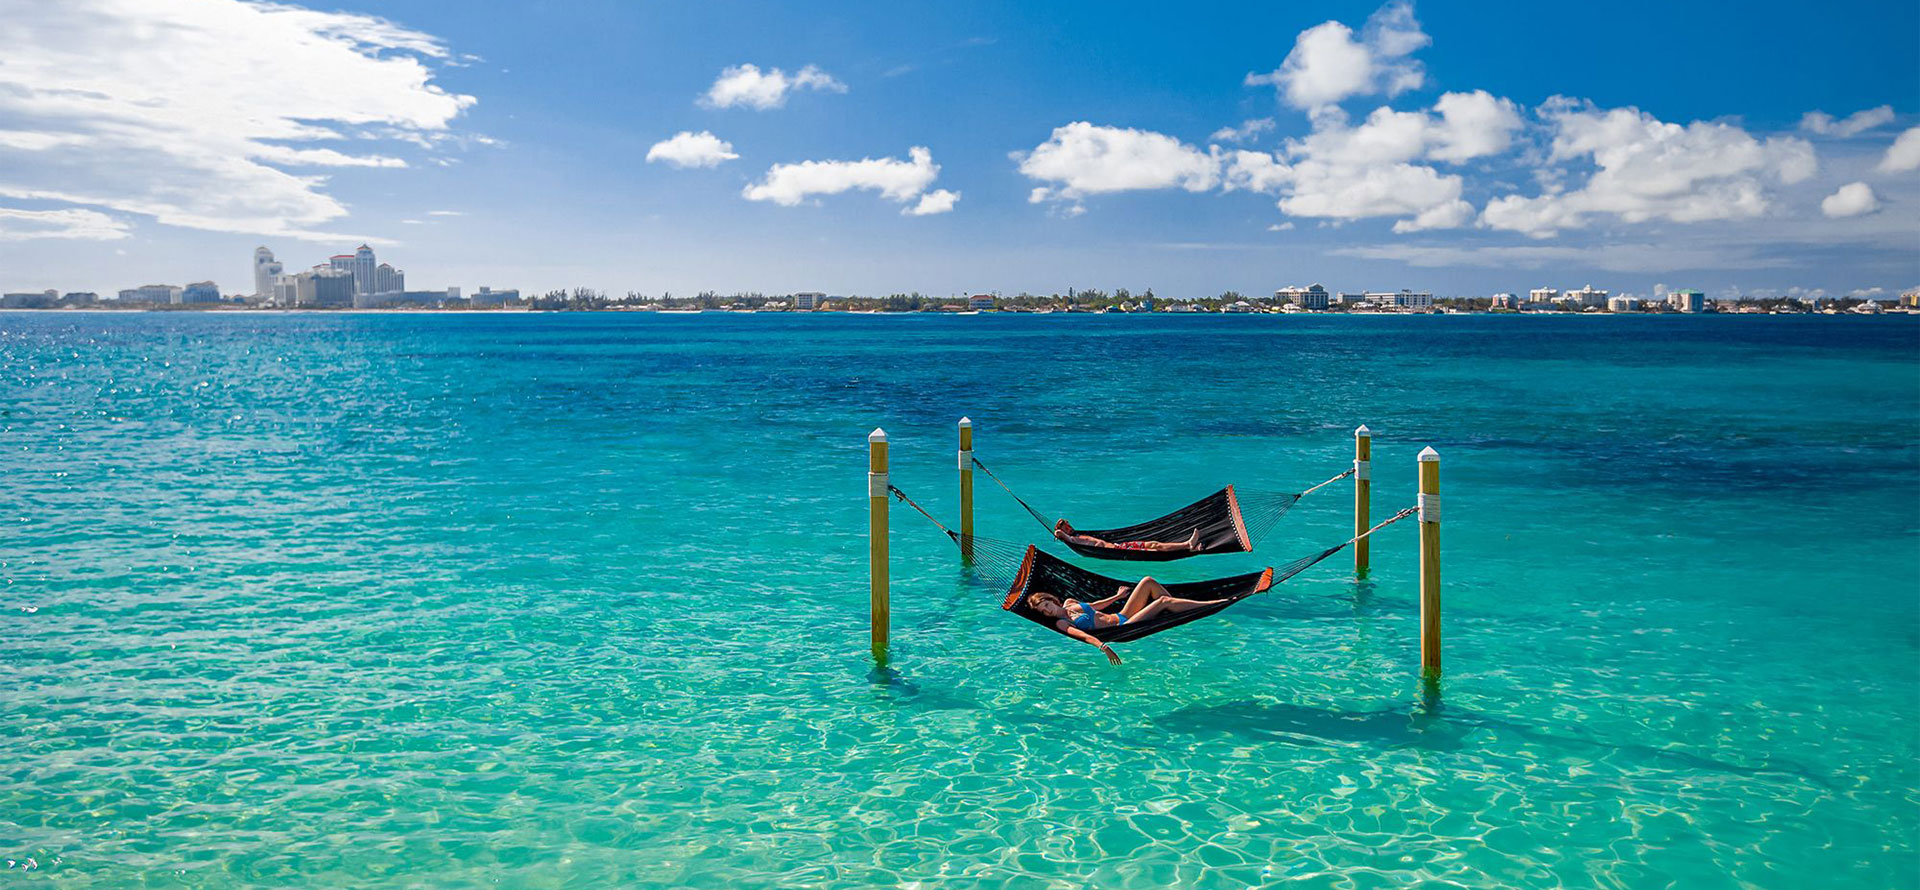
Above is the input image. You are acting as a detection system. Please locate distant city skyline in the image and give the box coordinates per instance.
[0,0,1914,300]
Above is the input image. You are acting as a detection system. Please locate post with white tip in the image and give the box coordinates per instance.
[1418,446,1441,677]
[958,418,974,563]
[869,428,890,662]
[1354,425,1372,574]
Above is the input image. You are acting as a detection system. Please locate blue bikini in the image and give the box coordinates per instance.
[1069,600,1124,630]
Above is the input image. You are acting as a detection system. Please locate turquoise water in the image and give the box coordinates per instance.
[2,311,1916,889]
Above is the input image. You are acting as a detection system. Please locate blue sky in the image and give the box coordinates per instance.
[1,0,1915,300]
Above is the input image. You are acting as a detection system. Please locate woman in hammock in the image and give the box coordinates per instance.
[1026,578,1208,664]
[1052,519,1202,554]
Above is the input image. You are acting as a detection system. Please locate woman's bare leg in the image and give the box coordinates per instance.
[1127,595,1209,623]
[1121,577,1170,615]
[1133,529,1203,552]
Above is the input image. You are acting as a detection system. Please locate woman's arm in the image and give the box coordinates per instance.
[1057,531,1110,548]
[1090,588,1130,610]
[1059,622,1122,665]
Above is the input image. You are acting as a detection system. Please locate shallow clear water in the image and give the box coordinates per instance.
[2,311,1916,889]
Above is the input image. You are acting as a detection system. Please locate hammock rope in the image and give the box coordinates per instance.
[887,485,1031,592]
[970,457,1055,529]
[970,456,1355,562]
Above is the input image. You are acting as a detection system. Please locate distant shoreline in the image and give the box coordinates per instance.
[2,307,1913,318]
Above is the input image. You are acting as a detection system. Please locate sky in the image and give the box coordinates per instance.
[0,0,1916,300]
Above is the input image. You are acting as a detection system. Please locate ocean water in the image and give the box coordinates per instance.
[1,311,1915,889]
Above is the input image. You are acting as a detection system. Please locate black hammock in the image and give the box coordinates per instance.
[889,484,1418,644]
[972,456,1354,562]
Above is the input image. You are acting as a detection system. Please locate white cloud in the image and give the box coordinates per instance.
[248,145,408,168]
[1245,1,1428,112]
[743,146,952,212]
[1799,106,1894,138]
[1821,181,1879,218]
[0,206,131,241]
[645,130,739,168]
[0,131,87,151]
[1019,88,1511,231]
[1428,90,1524,162]
[1016,122,1220,211]
[0,0,473,242]
[1268,222,1295,231]
[1218,92,1513,231]
[427,209,464,216]
[905,188,960,216]
[1286,159,1472,232]
[1331,241,1791,272]
[1880,126,1920,173]
[1209,118,1276,143]
[700,64,845,110]
[1480,99,1817,237]
[1221,150,1292,194]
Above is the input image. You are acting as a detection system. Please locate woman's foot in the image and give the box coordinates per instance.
[1183,529,1201,549]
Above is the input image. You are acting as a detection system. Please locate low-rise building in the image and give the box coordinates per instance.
[470,287,519,306]
[1,289,58,308]
[968,294,995,311]
[792,292,824,311]
[1607,295,1641,312]
[1567,284,1608,308]
[1276,283,1331,310]
[1668,289,1707,313]
[130,284,182,304]
[182,281,221,303]
[1489,292,1521,310]
[1528,287,1559,305]
[1345,290,1433,310]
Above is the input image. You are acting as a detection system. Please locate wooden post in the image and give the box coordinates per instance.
[958,417,974,562]
[1354,425,1372,574]
[1418,446,1441,677]
[869,428,890,662]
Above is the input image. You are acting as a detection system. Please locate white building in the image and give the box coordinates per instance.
[326,245,379,296]
[285,267,353,306]
[1607,295,1641,312]
[968,294,995,311]
[350,245,376,295]
[130,284,182,304]
[1490,293,1521,309]
[1668,289,1706,313]
[793,292,824,311]
[182,281,221,303]
[253,247,283,297]
[1,290,58,308]
[374,263,404,296]
[1528,287,1560,305]
[1348,290,1433,310]
[1275,283,1331,310]
[1567,285,1608,308]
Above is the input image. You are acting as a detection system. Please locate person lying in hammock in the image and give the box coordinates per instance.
[1052,519,1202,554]
[1027,578,1208,665]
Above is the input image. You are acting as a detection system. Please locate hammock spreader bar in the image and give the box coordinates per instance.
[971,456,1355,562]
[1001,505,1419,644]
